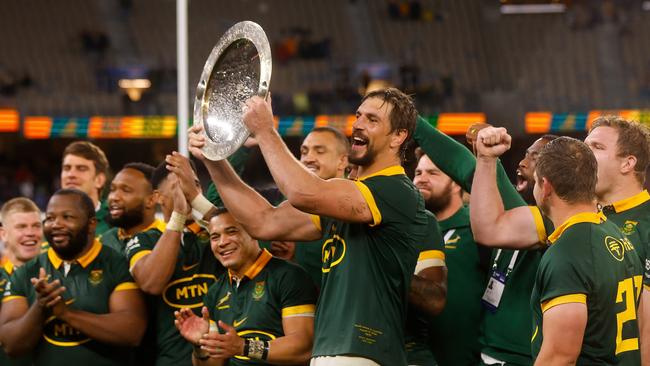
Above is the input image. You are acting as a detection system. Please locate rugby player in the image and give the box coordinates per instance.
[0,189,146,365]
[189,87,430,366]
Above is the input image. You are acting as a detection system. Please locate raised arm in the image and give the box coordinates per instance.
[470,127,545,249]
[131,175,190,294]
[187,126,320,242]
[414,117,526,210]
[238,96,379,224]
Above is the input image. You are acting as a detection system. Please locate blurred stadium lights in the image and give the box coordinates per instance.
[118,78,151,102]
[500,3,565,14]
[643,1,650,11]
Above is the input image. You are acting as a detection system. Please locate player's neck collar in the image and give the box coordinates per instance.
[356,165,405,181]
[611,190,650,213]
[48,238,103,269]
[547,211,606,244]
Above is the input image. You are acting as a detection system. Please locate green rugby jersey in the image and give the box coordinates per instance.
[531,212,643,365]
[405,210,446,366]
[0,260,32,366]
[414,116,543,365]
[99,219,166,254]
[125,221,223,366]
[600,190,650,286]
[293,240,322,288]
[2,240,139,366]
[428,205,486,366]
[95,199,112,236]
[479,207,551,366]
[311,165,429,366]
[204,249,317,366]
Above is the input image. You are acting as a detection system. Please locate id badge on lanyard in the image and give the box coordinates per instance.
[482,249,518,313]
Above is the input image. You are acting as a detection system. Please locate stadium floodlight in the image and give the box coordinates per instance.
[500,3,566,14]
[118,78,151,102]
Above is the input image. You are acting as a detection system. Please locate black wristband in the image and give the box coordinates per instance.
[262,340,269,360]
[242,338,250,357]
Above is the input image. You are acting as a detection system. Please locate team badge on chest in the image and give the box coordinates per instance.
[252,281,265,301]
[89,269,104,286]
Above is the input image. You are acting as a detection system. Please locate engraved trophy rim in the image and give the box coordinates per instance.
[193,20,272,161]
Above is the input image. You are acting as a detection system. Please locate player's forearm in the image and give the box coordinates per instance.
[0,303,45,356]
[204,159,283,238]
[414,116,477,191]
[470,157,508,244]
[133,231,182,295]
[470,157,539,248]
[414,117,525,209]
[254,129,324,210]
[266,332,314,364]
[59,308,146,347]
[408,274,447,316]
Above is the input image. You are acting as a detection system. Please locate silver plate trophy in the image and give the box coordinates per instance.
[193,21,272,161]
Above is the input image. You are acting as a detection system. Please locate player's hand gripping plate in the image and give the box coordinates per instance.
[193,21,272,161]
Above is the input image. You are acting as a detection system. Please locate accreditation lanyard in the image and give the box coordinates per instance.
[482,249,519,312]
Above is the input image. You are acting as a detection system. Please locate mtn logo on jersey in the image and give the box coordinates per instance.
[162,274,217,308]
[43,316,91,347]
[620,221,639,236]
[322,235,346,273]
[605,236,635,262]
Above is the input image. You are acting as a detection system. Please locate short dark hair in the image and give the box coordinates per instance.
[536,137,597,204]
[52,188,96,219]
[310,126,350,154]
[591,116,650,184]
[151,160,198,189]
[62,141,110,177]
[541,134,560,142]
[122,162,155,185]
[361,87,418,156]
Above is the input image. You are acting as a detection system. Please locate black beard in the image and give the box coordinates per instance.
[45,221,91,261]
[108,202,145,230]
[348,146,376,166]
[424,192,453,215]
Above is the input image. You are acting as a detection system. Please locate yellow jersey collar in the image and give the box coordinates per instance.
[2,259,14,275]
[228,249,273,284]
[48,238,103,269]
[611,190,650,213]
[118,219,166,241]
[548,211,606,244]
[357,165,405,181]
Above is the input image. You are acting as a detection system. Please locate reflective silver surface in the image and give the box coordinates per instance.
[194,21,272,160]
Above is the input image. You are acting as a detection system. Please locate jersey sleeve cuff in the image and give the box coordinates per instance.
[282,304,316,318]
[541,293,586,313]
[129,250,152,271]
[310,215,322,232]
[353,181,382,226]
[529,206,548,244]
[114,282,139,292]
[2,295,26,303]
